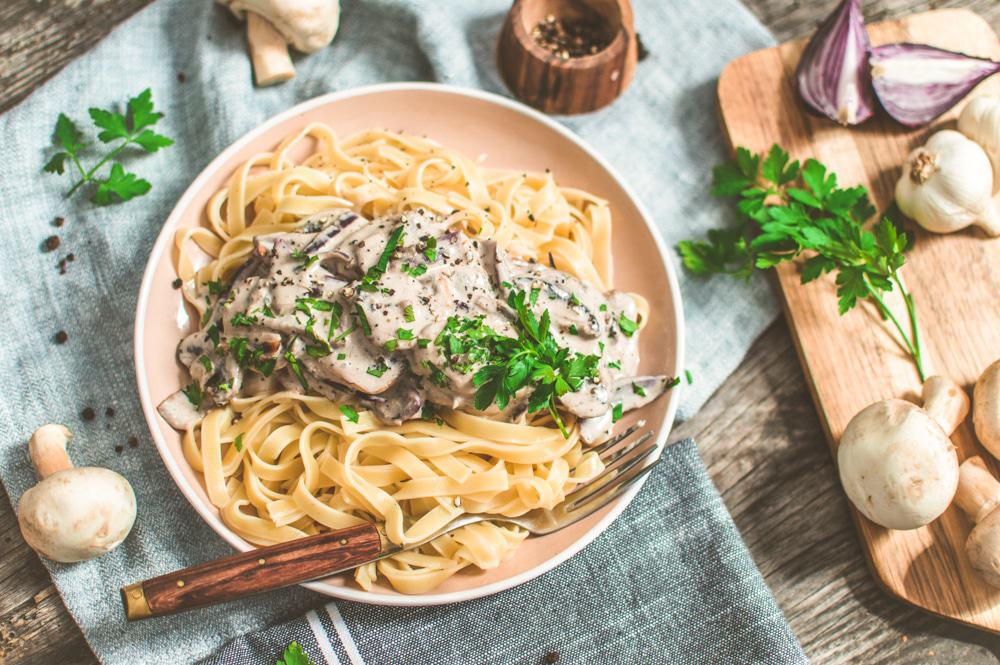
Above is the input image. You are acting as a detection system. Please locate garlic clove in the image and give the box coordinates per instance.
[959,96,1000,194]
[895,130,1000,236]
[795,0,875,126]
[871,44,1000,128]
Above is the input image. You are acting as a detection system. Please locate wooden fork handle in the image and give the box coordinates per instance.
[121,523,383,619]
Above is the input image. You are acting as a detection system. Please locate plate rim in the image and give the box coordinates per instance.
[134,81,685,606]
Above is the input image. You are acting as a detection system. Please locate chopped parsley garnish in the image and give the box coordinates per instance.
[354,304,371,336]
[336,352,346,360]
[331,326,355,344]
[367,361,390,378]
[632,382,647,397]
[405,264,427,278]
[668,375,682,389]
[284,350,308,389]
[422,235,438,261]
[611,402,624,423]
[618,313,638,337]
[182,381,204,409]
[206,324,221,347]
[684,369,693,384]
[217,381,231,392]
[305,344,330,358]
[198,355,213,373]
[427,363,450,387]
[200,306,213,326]
[255,304,276,318]
[234,433,244,452]
[607,360,622,370]
[403,305,415,322]
[599,303,608,312]
[339,404,360,423]
[568,324,578,336]
[417,338,431,348]
[290,249,319,270]
[228,336,275,374]
[205,279,224,295]
[467,289,600,437]
[230,312,258,327]
[359,224,405,290]
[384,339,399,352]
[396,328,414,340]
[569,293,581,306]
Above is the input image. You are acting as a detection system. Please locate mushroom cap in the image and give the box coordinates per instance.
[219,0,339,53]
[968,507,1000,588]
[17,467,136,563]
[838,399,958,530]
[974,359,1000,460]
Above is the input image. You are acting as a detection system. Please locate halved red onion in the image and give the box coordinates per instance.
[870,44,1000,127]
[796,0,875,126]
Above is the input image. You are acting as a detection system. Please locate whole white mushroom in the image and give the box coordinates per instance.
[837,376,967,530]
[17,424,137,563]
[217,0,340,86]
[954,457,1000,588]
[973,358,1000,460]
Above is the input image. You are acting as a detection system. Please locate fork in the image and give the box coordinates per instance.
[121,425,659,619]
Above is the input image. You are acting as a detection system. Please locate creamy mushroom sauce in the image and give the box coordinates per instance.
[160,209,670,443]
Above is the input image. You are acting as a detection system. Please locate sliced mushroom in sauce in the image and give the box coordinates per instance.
[159,209,672,439]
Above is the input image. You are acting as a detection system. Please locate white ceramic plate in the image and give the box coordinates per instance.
[134,82,684,606]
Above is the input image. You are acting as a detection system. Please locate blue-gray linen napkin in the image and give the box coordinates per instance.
[0,0,796,662]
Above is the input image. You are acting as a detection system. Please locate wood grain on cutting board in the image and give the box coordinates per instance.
[718,8,1000,632]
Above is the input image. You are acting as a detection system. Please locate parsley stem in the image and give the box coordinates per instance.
[863,275,925,381]
[893,273,925,381]
[548,400,569,438]
[65,137,133,197]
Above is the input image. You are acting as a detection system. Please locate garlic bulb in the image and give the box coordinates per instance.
[895,129,1000,236]
[959,96,1000,194]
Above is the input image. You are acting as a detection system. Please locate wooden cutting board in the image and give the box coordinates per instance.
[717,9,1000,633]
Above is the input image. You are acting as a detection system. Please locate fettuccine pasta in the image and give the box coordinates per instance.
[172,126,642,593]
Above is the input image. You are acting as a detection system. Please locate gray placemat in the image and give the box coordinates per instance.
[0,0,786,662]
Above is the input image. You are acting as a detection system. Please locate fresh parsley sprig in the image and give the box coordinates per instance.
[678,144,925,380]
[43,88,173,205]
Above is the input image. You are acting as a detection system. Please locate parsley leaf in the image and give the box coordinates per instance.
[678,144,925,381]
[339,404,360,423]
[45,89,172,204]
[276,641,314,665]
[182,381,204,409]
[92,163,151,205]
[234,433,244,452]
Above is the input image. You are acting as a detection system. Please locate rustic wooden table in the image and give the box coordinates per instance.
[2,1,1000,663]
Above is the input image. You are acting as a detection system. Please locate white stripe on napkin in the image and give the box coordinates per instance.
[325,603,365,665]
[306,610,341,665]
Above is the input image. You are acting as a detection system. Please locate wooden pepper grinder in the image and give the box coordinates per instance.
[497,0,638,115]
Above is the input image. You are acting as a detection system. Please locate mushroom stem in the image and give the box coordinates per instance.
[28,424,73,479]
[956,456,1000,524]
[247,13,296,86]
[922,375,969,436]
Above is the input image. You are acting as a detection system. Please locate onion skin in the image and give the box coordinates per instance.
[870,43,1000,128]
[796,0,875,126]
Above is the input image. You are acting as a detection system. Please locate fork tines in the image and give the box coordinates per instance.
[566,430,658,512]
